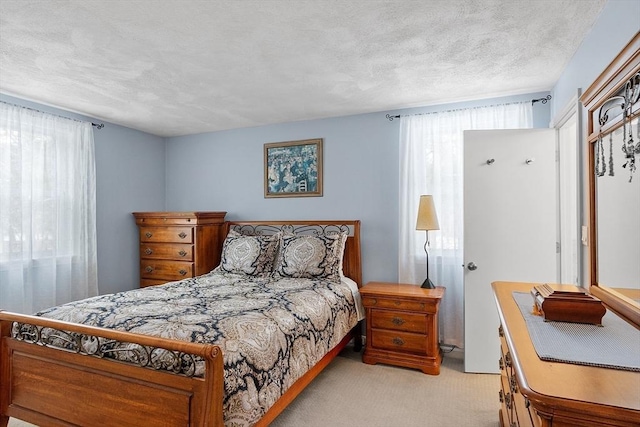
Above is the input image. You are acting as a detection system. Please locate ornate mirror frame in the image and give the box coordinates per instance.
[580,32,640,327]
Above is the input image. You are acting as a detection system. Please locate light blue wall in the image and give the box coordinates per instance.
[0,93,166,295]
[551,0,640,119]
[165,92,551,284]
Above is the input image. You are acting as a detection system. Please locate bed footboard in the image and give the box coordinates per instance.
[0,311,225,427]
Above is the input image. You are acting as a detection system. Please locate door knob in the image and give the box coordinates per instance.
[467,262,478,271]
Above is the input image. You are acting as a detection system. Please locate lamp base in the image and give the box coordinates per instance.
[420,277,435,289]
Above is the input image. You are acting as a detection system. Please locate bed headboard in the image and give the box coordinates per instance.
[223,220,362,287]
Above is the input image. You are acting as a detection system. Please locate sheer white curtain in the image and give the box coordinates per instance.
[0,102,98,314]
[399,102,533,348]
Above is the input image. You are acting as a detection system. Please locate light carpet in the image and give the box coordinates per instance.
[8,346,500,427]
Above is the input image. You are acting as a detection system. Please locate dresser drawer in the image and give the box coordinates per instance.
[139,227,194,244]
[139,243,194,261]
[370,329,427,354]
[370,309,427,334]
[140,260,193,280]
[136,217,198,226]
[362,296,428,312]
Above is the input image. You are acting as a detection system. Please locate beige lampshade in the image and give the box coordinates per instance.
[416,195,440,230]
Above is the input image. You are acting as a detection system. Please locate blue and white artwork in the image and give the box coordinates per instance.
[265,139,323,197]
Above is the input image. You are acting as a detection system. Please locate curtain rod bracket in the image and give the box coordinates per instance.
[532,95,552,105]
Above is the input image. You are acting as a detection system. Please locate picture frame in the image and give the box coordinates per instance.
[264,138,323,198]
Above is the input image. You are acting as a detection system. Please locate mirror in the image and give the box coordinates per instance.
[582,33,639,327]
[594,118,640,292]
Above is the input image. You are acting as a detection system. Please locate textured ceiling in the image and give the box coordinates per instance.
[0,0,606,137]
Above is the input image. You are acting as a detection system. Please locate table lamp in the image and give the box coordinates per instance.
[416,195,439,289]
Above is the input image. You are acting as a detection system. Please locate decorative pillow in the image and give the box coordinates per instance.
[273,232,347,281]
[215,230,280,276]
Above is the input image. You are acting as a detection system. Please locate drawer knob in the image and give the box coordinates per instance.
[394,301,401,306]
[178,250,187,257]
[145,266,154,273]
[392,317,406,326]
[145,248,153,255]
[510,377,517,394]
[504,392,512,409]
[505,352,512,368]
[178,269,187,276]
[178,232,187,239]
[145,232,153,238]
[392,337,405,346]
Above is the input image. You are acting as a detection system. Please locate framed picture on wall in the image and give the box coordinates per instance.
[264,138,323,198]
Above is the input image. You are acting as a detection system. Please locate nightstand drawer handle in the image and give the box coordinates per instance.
[145,248,153,255]
[394,301,401,306]
[178,269,187,276]
[145,266,154,273]
[145,232,153,238]
[392,337,405,346]
[178,250,187,257]
[178,232,187,239]
[392,317,405,326]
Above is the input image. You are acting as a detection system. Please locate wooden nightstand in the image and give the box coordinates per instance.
[361,282,444,375]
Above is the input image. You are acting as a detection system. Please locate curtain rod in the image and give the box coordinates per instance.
[385,95,552,121]
[0,100,104,129]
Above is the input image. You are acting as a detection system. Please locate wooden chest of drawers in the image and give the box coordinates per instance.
[361,282,444,375]
[493,282,640,427]
[133,211,226,287]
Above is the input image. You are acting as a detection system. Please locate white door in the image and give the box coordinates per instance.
[463,129,557,373]
[557,112,580,285]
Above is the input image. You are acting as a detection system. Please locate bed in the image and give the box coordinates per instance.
[0,220,363,427]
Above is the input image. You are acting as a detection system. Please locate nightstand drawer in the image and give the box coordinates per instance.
[140,243,194,261]
[370,309,427,334]
[370,329,427,354]
[362,296,427,312]
[139,226,194,244]
[140,260,193,280]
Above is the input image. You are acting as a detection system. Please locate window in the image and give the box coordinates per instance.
[0,102,98,313]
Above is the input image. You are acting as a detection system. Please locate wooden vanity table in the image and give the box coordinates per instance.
[493,281,640,427]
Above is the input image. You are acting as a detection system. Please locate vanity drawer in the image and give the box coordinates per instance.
[139,243,194,261]
[370,329,427,354]
[370,309,427,334]
[139,227,194,244]
[140,260,193,281]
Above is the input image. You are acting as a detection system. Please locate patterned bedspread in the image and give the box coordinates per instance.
[35,270,361,426]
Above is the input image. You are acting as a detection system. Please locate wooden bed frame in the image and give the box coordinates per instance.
[0,220,362,427]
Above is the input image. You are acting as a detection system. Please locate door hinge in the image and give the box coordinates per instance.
[556,242,561,253]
